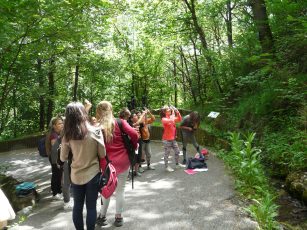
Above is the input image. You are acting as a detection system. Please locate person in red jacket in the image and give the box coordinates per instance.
[96,101,138,227]
[160,105,182,172]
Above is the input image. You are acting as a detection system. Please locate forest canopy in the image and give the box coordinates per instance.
[0,0,306,140]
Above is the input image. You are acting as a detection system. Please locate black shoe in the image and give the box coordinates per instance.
[182,159,186,165]
[114,217,123,227]
[96,216,108,226]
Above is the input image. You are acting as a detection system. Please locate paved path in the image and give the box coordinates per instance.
[0,141,257,230]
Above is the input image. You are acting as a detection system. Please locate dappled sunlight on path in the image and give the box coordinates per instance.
[0,142,258,230]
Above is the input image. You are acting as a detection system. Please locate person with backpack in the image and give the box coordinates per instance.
[60,102,106,230]
[160,105,182,172]
[130,110,145,176]
[46,116,64,200]
[140,108,156,170]
[96,101,138,227]
[180,111,203,165]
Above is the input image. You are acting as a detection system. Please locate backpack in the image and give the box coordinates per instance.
[116,118,136,166]
[38,137,47,157]
[99,158,118,199]
[116,118,136,189]
[15,182,36,196]
[187,157,207,169]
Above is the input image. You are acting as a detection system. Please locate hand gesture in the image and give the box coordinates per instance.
[84,99,92,113]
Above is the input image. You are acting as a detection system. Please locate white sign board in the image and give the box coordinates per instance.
[207,111,220,118]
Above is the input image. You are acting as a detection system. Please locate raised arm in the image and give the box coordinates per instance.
[146,110,156,124]
[174,110,182,123]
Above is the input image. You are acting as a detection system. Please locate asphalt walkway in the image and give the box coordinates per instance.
[0,141,258,230]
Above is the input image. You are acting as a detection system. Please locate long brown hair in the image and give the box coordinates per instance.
[190,111,200,128]
[63,102,88,141]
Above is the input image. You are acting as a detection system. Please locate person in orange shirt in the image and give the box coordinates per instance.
[160,105,182,172]
[139,108,156,170]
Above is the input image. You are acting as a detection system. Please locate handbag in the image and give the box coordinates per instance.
[98,156,118,199]
[101,162,117,199]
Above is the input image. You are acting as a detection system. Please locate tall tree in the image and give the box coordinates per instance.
[182,0,223,93]
[37,58,45,131]
[73,54,80,101]
[47,59,55,126]
[249,0,274,53]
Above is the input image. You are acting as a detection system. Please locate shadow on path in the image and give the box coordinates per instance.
[0,141,258,230]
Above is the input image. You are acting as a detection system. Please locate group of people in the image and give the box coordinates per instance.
[44,101,203,230]
[119,107,156,177]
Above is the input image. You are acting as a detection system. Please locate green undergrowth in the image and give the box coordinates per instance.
[218,132,280,229]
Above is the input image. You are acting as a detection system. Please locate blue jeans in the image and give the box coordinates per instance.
[71,173,99,230]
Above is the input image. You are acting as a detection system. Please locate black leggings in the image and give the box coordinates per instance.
[136,139,143,164]
[51,163,63,196]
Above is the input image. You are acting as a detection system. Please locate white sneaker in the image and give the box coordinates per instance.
[175,164,184,169]
[52,194,63,201]
[138,167,145,173]
[63,200,74,210]
[165,166,174,172]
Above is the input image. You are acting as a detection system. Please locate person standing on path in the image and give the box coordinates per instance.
[140,108,156,170]
[160,105,182,172]
[60,102,106,230]
[96,101,138,227]
[46,116,64,200]
[180,111,203,165]
[129,110,145,176]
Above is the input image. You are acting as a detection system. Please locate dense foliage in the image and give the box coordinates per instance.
[1,0,306,174]
[0,0,306,227]
[218,133,279,229]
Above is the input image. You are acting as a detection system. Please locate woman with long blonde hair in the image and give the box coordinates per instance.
[96,101,138,227]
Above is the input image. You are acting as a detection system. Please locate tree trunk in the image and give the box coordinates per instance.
[249,0,274,53]
[37,58,45,131]
[47,59,55,126]
[191,37,204,101]
[212,21,222,56]
[179,50,187,103]
[180,47,197,105]
[226,0,233,47]
[73,54,80,101]
[13,86,17,137]
[183,0,223,93]
[173,60,178,107]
